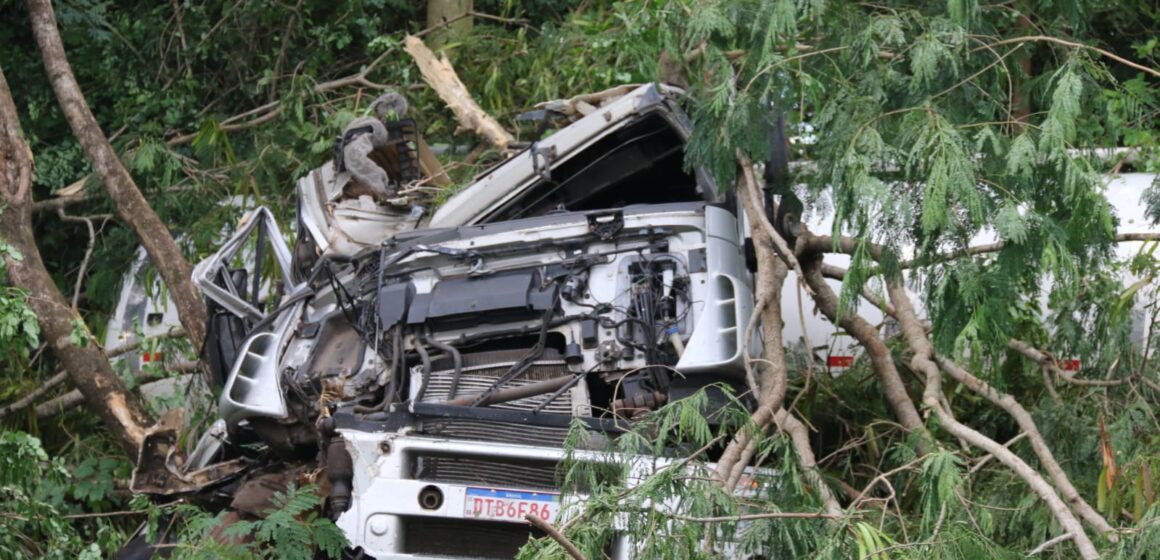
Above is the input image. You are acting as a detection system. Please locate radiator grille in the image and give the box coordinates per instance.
[419,348,583,415]
[401,517,543,558]
[413,454,559,490]
[417,417,572,447]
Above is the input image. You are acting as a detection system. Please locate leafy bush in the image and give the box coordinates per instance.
[0,431,97,559]
[167,484,347,560]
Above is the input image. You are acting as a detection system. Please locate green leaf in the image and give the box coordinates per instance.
[995,203,1028,244]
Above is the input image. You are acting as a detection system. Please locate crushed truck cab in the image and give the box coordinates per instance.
[141,84,765,558]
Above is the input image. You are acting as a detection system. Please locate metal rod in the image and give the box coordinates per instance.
[445,375,574,407]
[252,221,266,310]
[532,373,586,414]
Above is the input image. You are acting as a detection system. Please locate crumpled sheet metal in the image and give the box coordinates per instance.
[130,409,248,495]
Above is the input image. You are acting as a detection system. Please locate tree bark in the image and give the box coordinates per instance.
[796,234,928,442]
[26,0,207,352]
[0,64,153,457]
[425,0,473,50]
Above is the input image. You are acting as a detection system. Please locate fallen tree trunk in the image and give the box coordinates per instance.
[404,35,515,150]
[27,0,208,352]
[0,64,153,457]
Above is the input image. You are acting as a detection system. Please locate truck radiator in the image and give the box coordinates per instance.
[416,417,572,447]
[419,348,582,415]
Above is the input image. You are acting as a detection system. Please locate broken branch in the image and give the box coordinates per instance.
[404,35,515,150]
[525,513,586,560]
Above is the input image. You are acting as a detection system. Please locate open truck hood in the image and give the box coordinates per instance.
[294,83,712,259]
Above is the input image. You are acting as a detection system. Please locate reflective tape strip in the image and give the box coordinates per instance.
[828,356,854,368]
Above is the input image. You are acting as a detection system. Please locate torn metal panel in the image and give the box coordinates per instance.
[130,410,247,496]
[191,207,297,322]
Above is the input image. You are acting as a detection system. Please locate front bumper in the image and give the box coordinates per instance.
[336,431,631,559]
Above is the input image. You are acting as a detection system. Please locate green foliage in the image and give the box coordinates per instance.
[1,0,1158,557]
[918,450,964,532]
[522,386,838,559]
[0,431,106,559]
[168,484,347,560]
[0,240,38,363]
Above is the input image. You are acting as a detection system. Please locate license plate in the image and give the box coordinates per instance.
[463,486,559,523]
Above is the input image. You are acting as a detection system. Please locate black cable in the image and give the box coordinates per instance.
[381,327,402,409]
[531,364,599,414]
[413,333,432,403]
[470,306,556,407]
[423,332,463,399]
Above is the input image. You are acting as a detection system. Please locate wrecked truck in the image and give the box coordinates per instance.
[133,83,763,558]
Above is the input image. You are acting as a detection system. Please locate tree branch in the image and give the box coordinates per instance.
[28,0,207,352]
[525,513,585,560]
[885,279,1100,560]
[0,371,68,418]
[0,327,185,418]
[710,159,842,518]
[714,177,790,492]
[668,510,841,522]
[55,208,111,308]
[737,153,813,295]
[934,354,1115,536]
[1027,532,1074,555]
[797,233,927,444]
[977,35,1160,79]
[35,361,199,420]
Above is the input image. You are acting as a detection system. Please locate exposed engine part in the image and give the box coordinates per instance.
[560,269,588,302]
[321,418,354,518]
[612,390,668,418]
